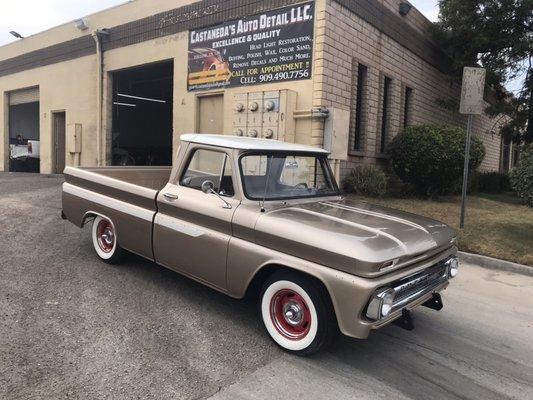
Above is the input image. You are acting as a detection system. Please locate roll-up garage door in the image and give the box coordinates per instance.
[9,87,39,105]
[8,86,40,173]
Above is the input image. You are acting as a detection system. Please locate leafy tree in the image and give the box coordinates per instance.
[433,0,533,144]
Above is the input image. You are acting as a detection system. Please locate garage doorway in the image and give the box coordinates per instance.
[112,61,174,166]
[52,112,66,174]
[198,94,224,134]
[8,87,40,173]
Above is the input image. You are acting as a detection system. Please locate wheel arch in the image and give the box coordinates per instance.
[244,263,339,324]
[82,210,110,227]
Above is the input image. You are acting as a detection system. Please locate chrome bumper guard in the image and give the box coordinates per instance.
[366,255,457,321]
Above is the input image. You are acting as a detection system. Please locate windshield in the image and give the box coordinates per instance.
[240,153,340,200]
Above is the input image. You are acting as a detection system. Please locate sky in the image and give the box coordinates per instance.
[0,0,128,46]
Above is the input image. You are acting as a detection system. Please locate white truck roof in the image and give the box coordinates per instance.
[180,134,329,154]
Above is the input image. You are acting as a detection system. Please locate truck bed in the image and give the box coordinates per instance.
[62,166,172,260]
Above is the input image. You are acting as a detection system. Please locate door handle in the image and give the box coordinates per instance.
[163,193,179,201]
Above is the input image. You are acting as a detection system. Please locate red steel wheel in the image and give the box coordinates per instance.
[91,216,123,263]
[260,272,338,355]
[96,219,115,253]
[270,289,312,341]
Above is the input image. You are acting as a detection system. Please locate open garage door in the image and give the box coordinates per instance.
[112,61,174,166]
[9,87,40,173]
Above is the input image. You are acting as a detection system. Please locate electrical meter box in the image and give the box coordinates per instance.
[324,108,350,160]
[67,124,82,154]
[233,90,297,141]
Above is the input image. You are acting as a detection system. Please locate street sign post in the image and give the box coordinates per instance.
[459,67,486,228]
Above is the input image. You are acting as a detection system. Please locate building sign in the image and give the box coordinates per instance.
[187,2,314,91]
[460,67,486,115]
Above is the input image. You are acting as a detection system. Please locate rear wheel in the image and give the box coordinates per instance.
[259,272,337,356]
[91,216,123,263]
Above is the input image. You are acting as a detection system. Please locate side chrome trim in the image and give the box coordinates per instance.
[63,183,154,222]
[155,213,205,238]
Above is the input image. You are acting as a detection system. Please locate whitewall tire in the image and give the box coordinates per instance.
[91,216,123,263]
[260,272,337,356]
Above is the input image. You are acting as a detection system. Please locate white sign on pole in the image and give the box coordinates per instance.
[460,67,486,115]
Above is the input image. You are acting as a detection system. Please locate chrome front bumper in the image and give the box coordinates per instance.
[365,255,458,323]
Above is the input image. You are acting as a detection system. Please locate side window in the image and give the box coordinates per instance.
[181,149,234,196]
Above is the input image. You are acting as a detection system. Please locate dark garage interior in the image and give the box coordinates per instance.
[112,60,174,166]
[9,102,40,173]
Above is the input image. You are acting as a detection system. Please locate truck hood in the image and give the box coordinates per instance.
[254,198,455,276]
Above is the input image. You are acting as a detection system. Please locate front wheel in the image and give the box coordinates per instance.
[260,272,338,356]
[91,216,123,263]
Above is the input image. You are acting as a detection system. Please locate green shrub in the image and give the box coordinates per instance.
[388,124,485,196]
[476,171,510,194]
[343,165,387,197]
[510,144,533,207]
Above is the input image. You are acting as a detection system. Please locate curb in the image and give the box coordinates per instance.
[458,251,533,277]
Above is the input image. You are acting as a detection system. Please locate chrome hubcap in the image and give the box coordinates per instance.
[101,227,114,246]
[283,302,304,326]
[96,219,115,253]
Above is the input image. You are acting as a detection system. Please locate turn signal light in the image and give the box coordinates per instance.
[445,256,459,278]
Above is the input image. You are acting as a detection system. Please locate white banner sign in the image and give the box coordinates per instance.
[460,67,486,115]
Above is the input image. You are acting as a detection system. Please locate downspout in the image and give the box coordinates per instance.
[92,29,109,166]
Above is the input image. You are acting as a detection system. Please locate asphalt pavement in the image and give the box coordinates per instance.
[1,173,532,400]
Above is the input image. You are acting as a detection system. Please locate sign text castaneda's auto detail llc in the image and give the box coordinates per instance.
[187,2,314,91]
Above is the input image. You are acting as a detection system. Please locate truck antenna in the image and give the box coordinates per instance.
[261,155,273,213]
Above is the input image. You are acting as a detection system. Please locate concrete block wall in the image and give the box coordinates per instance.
[318,0,504,180]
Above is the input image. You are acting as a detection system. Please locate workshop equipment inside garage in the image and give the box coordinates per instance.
[8,87,40,173]
[112,61,174,166]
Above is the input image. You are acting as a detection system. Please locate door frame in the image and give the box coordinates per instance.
[195,92,224,134]
[51,110,66,174]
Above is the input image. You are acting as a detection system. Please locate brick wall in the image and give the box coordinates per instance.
[314,0,503,179]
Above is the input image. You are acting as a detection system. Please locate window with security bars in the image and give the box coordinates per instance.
[380,76,392,153]
[403,86,413,129]
[351,63,368,152]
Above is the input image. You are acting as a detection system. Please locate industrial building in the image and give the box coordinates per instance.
[0,0,513,178]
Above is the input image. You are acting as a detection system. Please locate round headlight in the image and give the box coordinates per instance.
[448,257,459,278]
[381,290,395,317]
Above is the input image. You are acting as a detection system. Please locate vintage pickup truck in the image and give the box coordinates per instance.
[62,134,459,355]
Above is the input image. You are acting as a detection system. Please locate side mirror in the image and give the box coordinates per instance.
[201,179,232,209]
[201,180,215,194]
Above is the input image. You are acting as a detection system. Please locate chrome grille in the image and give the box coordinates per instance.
[391,261,448,311]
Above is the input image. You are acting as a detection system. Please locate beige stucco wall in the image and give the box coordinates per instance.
[0,0,321,173]
[0,0,504,176]
[0,56,98,173]
[101,30,316,162]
